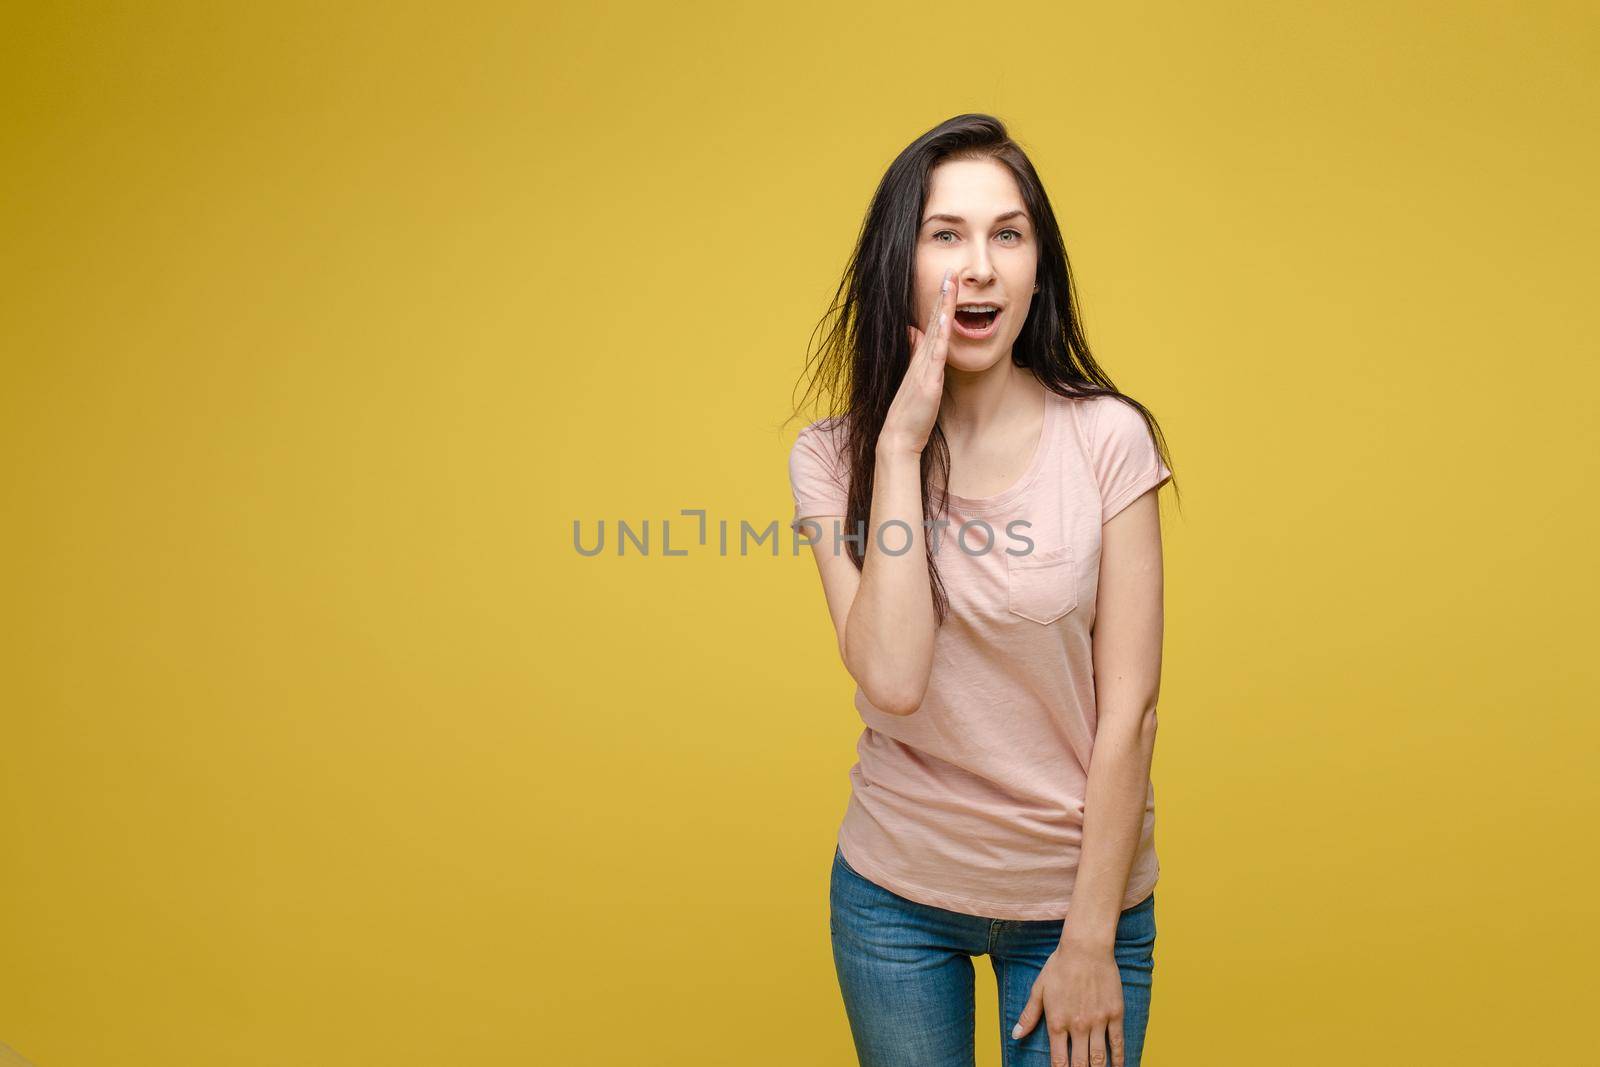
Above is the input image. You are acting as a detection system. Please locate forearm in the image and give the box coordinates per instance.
[1060,706,1158,949]
[843,442,936,714]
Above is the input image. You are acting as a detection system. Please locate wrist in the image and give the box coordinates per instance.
[1058,914,1117,953]
[1058,928,1115,953]
[875,435,924,462]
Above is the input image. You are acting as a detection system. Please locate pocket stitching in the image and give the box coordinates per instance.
[1005,545,1078,625]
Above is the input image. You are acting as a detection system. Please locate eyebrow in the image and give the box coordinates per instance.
[921,210,1031,228]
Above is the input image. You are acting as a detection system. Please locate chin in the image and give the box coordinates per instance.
[945,347,1009,374]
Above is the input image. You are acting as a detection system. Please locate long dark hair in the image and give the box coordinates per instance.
[787,113,1180,623]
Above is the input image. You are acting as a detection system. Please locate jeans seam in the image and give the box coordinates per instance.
[998,955,1010,1067]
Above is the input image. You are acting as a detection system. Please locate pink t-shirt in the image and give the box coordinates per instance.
[788,388,1172,920]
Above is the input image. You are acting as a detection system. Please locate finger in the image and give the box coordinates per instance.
[932,274,960,362]
[1108,1020,1124,1067]
[909,317,946,401]
[927,307,950,372]
[1049,1025,1068,1067]
[934,271,953,337]
[1089,1025,1108,1067]
[1071,1027,1090,1067]
[1012,981,1043,1039]
[909,268,953,367]
[912,300,937,361]
[1013,994,1039,1040]
[920,268,951,350]
[930,267,952,329]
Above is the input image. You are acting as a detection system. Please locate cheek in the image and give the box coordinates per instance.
[1003,254,1036,285]
[914,254,937,316]
[911,266,940,323]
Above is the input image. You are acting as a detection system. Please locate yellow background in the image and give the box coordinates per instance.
[3,2,1596,1063]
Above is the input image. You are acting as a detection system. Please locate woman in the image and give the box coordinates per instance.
[787,114,1179,1067]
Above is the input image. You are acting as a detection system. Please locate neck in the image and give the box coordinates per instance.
[939,359,1040,441]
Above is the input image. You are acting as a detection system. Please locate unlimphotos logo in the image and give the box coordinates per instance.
[572,510,1039,558]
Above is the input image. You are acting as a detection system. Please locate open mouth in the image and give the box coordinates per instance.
[952,307,1001,338]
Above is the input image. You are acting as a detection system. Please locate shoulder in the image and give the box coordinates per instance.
[1084,391,1149,436]
[1078,392,1170,520]
[794,412,848,443]
[1056,390,1149,454]
[787,412,851,460]
[788,414,851,489]
[790,414,849,461]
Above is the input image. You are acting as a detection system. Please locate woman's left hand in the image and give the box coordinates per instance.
[1011,941,1125,1067]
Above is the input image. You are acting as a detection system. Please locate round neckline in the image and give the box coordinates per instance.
[940,387,1057,514]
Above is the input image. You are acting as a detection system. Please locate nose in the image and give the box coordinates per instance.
[960,243,996,290]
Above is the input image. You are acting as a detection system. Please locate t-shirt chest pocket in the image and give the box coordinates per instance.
[1004,544,1079,625]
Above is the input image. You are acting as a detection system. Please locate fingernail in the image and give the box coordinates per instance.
[1011,1024,1022,1039]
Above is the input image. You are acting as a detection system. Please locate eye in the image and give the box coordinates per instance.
[932,229,1024,244]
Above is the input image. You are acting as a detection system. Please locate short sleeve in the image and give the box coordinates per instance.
[1090,396,1172,523]
[788,419,850,527]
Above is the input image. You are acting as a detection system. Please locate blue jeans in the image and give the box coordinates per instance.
[829,845,1156,1067]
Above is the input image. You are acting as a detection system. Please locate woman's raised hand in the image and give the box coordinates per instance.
[880,268,956,456]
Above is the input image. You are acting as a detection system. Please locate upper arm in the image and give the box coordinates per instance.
[1093,488,1165,724]
[789,421,859,664]
[804,522,862,666]
[1088,396,1172,722]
